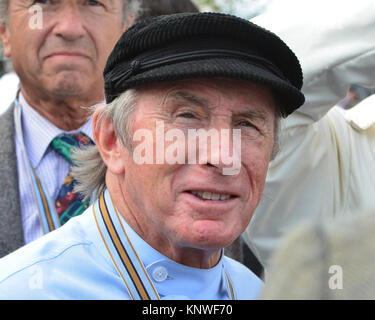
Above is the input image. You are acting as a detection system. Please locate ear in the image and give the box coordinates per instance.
[92,106,125,175]
[0,23,12,57]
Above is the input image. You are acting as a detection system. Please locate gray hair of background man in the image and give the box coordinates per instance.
[0,0,141,24]
[71,88,282,202]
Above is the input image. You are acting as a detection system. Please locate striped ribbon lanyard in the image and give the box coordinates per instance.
[224,269,237,300]
[93,189,160,300]
[93,189,237,300]
[14,97,61,234]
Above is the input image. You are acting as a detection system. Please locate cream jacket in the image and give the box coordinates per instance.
[244,0,375,270]
[261,210,375,299]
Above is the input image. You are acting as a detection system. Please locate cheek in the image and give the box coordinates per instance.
[242,146,271,198]
[10,27,46,71]
[239,157,269,228]
[94,26,123,60]
[124,161,175,212]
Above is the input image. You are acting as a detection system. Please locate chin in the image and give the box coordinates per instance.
[185,220,240,250]
[53,79,85,98]
[49,69,94,97]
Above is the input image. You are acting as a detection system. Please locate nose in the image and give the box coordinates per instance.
[52,2,86,41]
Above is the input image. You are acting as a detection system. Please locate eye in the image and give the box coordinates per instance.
[33,0,51,4]
[236,119,263,137]
[86,0,103,6]
[237,120,255,128]
[177,112,196,119]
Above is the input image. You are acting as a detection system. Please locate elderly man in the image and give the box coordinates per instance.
[0,13,304,300]
[0,0,199,258]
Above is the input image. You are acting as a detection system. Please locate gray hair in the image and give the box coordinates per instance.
[0,0,141,24]
[71,89,139,201]
[122,0,142,26]
[270,114,281,160]
[71,89,282,202]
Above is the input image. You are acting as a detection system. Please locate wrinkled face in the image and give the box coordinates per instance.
[0,0,126,101]
[119,78,276,251]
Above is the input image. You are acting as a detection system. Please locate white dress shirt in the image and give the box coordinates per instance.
[14,93,94,244]
[0,72,19,116]
[244,0,375,270]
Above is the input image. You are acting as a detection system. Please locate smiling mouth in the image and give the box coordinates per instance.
[185,190,237,201]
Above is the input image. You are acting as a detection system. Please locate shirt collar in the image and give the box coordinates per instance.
[19,92,94,168]
[117,212,229,300]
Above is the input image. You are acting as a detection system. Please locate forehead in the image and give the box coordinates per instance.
[136,78,276,116]
[7,0,123,9]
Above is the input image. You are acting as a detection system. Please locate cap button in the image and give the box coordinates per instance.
[152,266,168,282]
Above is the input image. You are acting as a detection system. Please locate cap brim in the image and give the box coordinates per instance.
[107,58,305,117]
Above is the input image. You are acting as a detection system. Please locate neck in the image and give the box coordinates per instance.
[106,175,222,269]
[20,85,103,131]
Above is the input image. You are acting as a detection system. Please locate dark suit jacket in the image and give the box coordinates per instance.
[0,103,24,258]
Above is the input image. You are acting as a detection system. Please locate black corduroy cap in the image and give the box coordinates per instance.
[104,12,305,117]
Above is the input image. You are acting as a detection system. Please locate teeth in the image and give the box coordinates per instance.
[202,192,212,200]
[220,194,231,201]
[191,191,232,201]
[211,193,220,201]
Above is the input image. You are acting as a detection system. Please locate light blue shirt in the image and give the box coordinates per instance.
[14,93,93,243]
[0,197,263,300]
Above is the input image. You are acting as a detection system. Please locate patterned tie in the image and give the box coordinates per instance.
[50,133,93,225]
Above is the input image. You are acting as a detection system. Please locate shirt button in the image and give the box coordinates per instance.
[152,266,168,282]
